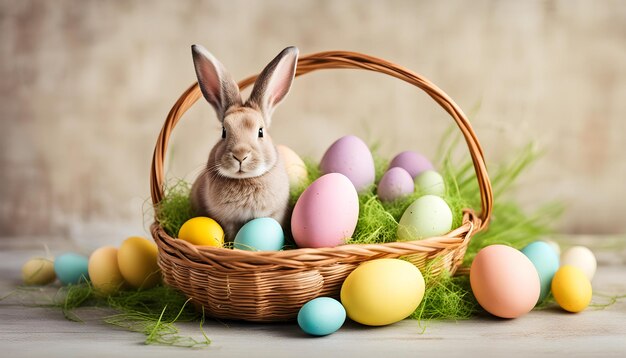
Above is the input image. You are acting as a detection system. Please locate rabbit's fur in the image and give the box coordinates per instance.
[189,45,298,241]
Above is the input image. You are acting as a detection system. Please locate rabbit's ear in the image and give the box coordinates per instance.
[192,45,242,121]
[248,46,299,125]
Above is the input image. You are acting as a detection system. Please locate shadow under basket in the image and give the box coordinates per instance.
[150,51,494,322]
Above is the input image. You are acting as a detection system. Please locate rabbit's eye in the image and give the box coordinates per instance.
[258,128,264,138]
[222,127,226,139]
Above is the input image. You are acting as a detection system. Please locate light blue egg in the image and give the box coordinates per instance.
[234,217,285,251]
[54,253,90,285]
[298,297,346,336]
[521,241,560,302]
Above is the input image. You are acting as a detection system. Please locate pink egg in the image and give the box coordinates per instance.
[291,173,359,248]
[470,245,540,318]
[320,135,375,192]
[377,167,414,202]
[389,151,433,179]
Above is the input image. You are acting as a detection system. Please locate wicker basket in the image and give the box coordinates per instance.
[150,51,493,322]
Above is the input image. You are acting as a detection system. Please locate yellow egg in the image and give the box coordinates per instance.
[88,246,127,295]
[22,257,56,285]
[551,265,592,313]
[277,144,308,188]
[178,217,224,247]
[117,236,161,289]
[340,259,425,326]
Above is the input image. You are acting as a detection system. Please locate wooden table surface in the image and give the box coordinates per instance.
[1,236,625,358]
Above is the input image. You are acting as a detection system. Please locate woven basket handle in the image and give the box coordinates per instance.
[151,51,493,230]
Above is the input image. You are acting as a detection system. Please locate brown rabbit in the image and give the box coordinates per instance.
[189,45,298,241]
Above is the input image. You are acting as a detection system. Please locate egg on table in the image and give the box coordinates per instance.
[277,144,308,188]
[397,195,453,241]
[234,217,285,251]
[341,259,425,326]
[297,297,346,336]
[320,135,375,192]
[178,217,224,247]
[389,151,433,179]
[291,173,359,248]
[22,257,56,285]
[560,246,596,281]
[88,246,127,295]
[117,236,161,289]
[551,265,592,313]
[415,170,446,196]
[521,241,560,302]
[54,253,90,285]
[376,167,414,202]
[470,245,540,318]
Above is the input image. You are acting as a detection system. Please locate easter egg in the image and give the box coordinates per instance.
[54,253,90,285]
[22,258,56,285]
[415,170,445,196]
[552,265,592,313]
[234,217,285,251]
[340,259,425,326]
[117,237,161,289]
[543,239,561,256]
[88,246,127,295]
[389,151,433,179]
[376,167,414,202]
[291,173,359,248]
[320,135,375,192]
[560,246,596,281]
[521,241,560,302]
[397,195,453,241]
[277,144,308,188]
[297,297,346,336]
[178,217,224,247]
[470,245,540,318]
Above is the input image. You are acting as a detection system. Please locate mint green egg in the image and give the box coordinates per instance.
[397,195,453,241]
[415,170,445,196]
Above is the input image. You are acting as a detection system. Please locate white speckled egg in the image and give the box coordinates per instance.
[560,246,597,281]
[291,173,359,248]
[320,135,375,192]
[415,170,445,196]
[397,195,453,241]
[377,167,414,202]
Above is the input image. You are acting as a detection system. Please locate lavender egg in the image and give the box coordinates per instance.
[389,151,433,179]
[320,135,375,192]
[377,167,414,202]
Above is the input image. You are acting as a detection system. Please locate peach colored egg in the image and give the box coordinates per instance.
[291,173,359,248]
[470,245,540,318]
[277,144,308,188]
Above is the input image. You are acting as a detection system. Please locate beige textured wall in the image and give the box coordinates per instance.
[1,0,625,244]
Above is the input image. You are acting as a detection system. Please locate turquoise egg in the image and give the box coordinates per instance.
[521,241,560,302]
[234,217,285,251]
[298,297,346,336]
[54,253,90,285]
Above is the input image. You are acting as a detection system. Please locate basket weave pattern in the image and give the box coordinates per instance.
[150,51,493,322]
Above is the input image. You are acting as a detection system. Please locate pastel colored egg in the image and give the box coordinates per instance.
[376,167,414,202]
[88,246,127,295]
[470,245,540,318]
[320,135,375,192]
[291,173,359,248]
[521,241,560,302]
[54,253,90,285]
[297,297,346,336]
[560,246,596,281]
[22,257,56,285]
[341,259,425,326]
[117,237,161,289]
[277,144,308,188]
[415,170,446,196]
[178,217,224,247]
[543,239,561,256]
[552,265,592,313]
[397,195,453,241]
[234,217,285,251]
[389,151,434,179]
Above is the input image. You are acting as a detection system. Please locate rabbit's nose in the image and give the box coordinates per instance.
[232,153,249,164]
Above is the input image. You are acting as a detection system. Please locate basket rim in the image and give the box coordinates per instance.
[150,50,493,241]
